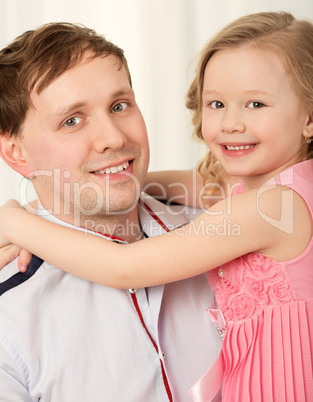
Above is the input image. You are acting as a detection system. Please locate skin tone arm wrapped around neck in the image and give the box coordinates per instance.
[0,184,310,289]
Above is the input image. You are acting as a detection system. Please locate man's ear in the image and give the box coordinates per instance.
[0,133,32,177]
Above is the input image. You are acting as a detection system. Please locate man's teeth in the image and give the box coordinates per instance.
[95,161,129,174]
[225,145,254,151]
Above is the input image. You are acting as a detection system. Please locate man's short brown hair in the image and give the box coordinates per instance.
[0,22,131,136]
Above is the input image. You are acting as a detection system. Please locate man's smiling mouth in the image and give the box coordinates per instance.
[93,161,130,174]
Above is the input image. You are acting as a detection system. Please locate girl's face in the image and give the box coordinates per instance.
[201,45,313,189]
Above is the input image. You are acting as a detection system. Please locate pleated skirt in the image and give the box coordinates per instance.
[191,299,313,401]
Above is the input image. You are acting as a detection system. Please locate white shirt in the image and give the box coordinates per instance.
[0,193,222,401]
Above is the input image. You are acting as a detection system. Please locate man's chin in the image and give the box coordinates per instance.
[77,195,139,218]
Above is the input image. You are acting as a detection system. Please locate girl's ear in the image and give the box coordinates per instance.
[303,110,313,140]
[0,133,32,177]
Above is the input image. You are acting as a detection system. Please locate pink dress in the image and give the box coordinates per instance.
[190,160,313,402]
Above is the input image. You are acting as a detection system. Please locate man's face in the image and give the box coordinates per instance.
[18,55,150,224]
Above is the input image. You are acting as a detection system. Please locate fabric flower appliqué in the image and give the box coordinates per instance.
[207,252,296,323]
[228,292,256,321]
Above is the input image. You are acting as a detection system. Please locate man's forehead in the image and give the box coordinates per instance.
[31,53,128,95]
[29,56,133,112]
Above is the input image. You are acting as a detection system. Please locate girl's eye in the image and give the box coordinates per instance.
[247,101,265,109]
[111,102,128,113]
[64,116,82,127]
[210,101,224,109]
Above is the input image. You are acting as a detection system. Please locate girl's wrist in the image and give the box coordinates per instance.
[4,207,28,244]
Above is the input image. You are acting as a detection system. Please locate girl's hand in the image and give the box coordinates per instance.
[0,199,23,218]
[0,199,22,247]
[0,199,34,272]
[0,244,32,272]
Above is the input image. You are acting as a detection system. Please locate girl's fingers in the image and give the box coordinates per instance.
[18,249,33,272]
[0,244,21,269]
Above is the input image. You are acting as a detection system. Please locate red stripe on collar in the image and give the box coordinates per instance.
[138,199,171,233]
[84,198,171,242]
[96,233,125,242]
[81,229,125,243]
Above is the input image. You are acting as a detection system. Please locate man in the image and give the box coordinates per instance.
[0,23,221,401]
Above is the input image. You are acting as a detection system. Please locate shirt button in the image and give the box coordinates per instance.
[129,289,137,294]
[160,351,166,362]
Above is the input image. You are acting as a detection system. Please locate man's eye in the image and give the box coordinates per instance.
[247,101,265,109]
[111,102,128,113]
[210,101,224,109]
[64,116,82,127]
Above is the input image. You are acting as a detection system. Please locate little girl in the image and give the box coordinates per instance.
[1,11,313,401]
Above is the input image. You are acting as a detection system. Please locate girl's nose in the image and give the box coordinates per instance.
[221,108,245,134]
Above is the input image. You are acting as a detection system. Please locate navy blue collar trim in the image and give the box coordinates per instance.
[0,255,43,296]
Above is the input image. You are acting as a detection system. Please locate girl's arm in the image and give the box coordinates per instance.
[144,169,205,207]
[145,168,240,208]
[0,167,232,272]
[0,170,217,273]
[0,200,34,271]
[0,185,306,289]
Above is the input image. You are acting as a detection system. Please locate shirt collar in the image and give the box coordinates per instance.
[37,192,188,243]
[37,200,126,244]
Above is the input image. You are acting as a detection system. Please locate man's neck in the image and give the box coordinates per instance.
[81,210,143,243]
[37,200,143,243]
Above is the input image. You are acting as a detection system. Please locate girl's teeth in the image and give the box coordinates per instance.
[226,145,253,151]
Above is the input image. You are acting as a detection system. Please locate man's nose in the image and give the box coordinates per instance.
[93,118,127,153]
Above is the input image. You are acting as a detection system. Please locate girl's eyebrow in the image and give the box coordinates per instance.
[202,89,277,98]
[202,89,219,96]
[242,89,277,98]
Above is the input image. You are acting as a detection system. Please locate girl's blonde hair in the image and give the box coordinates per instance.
[187,11,313,194]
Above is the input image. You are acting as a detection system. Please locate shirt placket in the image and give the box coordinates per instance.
[128,288,173,401]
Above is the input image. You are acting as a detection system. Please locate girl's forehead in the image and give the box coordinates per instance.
[207,45,283,67]
[201,46,298,102]
[203,46,286,81]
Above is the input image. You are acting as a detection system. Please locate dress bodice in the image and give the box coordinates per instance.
[207,252,298,323]
[191,160,313,402]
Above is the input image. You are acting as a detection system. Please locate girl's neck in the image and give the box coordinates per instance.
[242,158,303,191]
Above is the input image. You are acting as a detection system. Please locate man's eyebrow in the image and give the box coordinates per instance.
[52,88,134,118]
[53,102,86,118]
[111,88,135,98]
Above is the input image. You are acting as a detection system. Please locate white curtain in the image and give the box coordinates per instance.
[0,0,312,204]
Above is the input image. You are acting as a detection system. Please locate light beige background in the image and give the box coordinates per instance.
[0,0,312,204]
